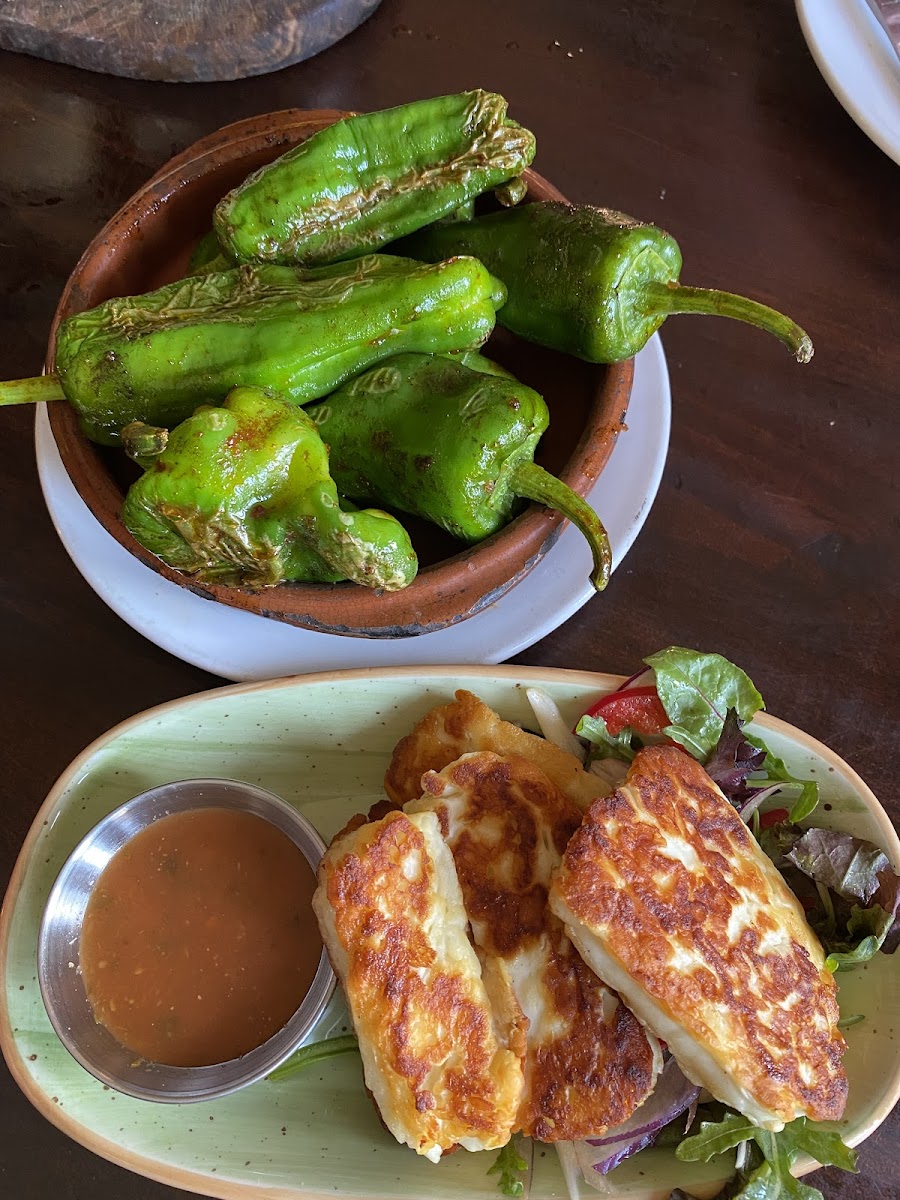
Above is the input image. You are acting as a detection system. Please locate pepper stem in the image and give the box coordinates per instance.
[510,460,612,591]
[642,281,814,363]
[0,374,66,406]
[121,421,170,466]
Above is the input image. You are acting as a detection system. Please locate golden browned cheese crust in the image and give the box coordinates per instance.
[385,689,608,811]
[407,752,660,1141]
[313,809,523,1161]
[549,745,848,1129]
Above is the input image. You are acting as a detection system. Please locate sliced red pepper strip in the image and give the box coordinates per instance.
[758,807,790,830]
[583,686,670,737]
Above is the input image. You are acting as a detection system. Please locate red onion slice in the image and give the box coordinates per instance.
[586,1058,700,1148]
[738,781,802,824]
[590,1131,657,1175]
[557,1058,701,1184]
[613,668,656,693]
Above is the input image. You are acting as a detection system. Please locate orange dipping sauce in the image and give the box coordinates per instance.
[80,807,320,1067]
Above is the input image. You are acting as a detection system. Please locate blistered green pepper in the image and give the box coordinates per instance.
[397,201,814,363]
[213,91,535,266]
[0,255,504,445]
[186,229,230,276]
[308,354,611,590]
[121,387,417,591]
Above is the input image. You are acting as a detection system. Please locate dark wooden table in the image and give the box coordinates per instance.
[1,1,898,1196]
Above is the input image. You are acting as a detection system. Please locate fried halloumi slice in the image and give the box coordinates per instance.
[549,745,848,1131]
[406,752,661,1141]
[385,689,608,811]
[312,809,524,1161]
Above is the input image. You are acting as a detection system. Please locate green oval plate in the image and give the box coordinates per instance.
[2,666,899,1200]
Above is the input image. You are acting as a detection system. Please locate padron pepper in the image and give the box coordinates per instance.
[397,201,814,363]
[186,229,230,276]
[0,254,504,445]
[120,387,418,591]
[213,91,536,266]
[307,353,612,591]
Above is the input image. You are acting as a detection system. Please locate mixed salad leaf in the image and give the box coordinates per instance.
[575,645,899,976]
[487,1136,532,1197]
[643,647,764,759]
[577,648,818,816]
[565,646,898,1200]
[673,1112,857,1200]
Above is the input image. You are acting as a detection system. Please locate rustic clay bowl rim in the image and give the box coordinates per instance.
[45,109,634,639]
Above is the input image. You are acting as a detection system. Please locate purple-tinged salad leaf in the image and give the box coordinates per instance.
[644,647,764,759]
[785,827,900,959]
[786,828,892,904]
[704,709,766,803]
[696,711,818,821]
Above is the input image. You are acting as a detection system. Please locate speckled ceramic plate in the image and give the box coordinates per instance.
[2,667,899,1200]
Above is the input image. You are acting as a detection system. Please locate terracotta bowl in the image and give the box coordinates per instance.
[46,110,634,639]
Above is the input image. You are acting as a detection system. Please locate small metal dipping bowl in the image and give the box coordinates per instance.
[37,778,335,1102]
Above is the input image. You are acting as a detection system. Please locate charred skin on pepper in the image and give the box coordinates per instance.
[397,201,814,364]
[0,255,505,445]
[308,354,612,591]
[214,91,536,266]
[121,388,418,592]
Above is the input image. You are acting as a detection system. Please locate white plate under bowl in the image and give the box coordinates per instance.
[797,0,900,163]
[35,337,670,681]
[2,666,899,1200]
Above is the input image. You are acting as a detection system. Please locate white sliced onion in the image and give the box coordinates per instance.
[589,758,629,789]
[525,687,586,761]
[555,1141,616,1196]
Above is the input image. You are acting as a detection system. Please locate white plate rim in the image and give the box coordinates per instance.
[796,0,900,164]
[34,337,670,681]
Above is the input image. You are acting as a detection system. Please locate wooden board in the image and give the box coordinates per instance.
[0,0,382,82]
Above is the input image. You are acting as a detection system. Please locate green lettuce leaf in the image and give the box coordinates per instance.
[575,712,636,761]
[824,903,895,971]
[743,737,818,822]
[644,648,764,759]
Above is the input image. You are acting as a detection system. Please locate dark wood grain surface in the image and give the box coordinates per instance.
[1,1,898,1196]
